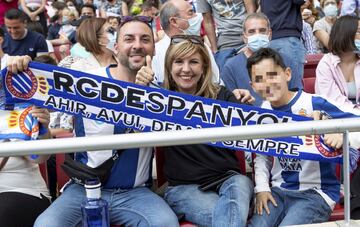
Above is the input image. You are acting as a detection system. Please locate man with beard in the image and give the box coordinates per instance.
[32,17,179,227]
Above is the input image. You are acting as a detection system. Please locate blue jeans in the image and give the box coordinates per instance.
[270,37,306,90]
[34,183,179,227]
[164,175,253,227]
[248,187,332,227]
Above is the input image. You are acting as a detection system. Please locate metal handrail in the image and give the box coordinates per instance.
[0,118,359,156]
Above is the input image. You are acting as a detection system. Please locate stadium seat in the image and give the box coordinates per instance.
[302,77,316,94]
[304,54,323,78]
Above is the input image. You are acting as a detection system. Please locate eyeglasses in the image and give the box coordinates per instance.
[170,35,204,46]
[120,16,153,28]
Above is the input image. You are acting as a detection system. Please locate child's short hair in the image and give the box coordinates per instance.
[34,55,57,66]
[247,48,287,80]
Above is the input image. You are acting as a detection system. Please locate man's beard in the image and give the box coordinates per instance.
[118,50,147,72]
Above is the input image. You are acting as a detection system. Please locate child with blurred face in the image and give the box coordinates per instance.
[247,48,360,227]
[249,53,294,107]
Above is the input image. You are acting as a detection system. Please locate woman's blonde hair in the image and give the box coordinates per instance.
[163,40,219,99]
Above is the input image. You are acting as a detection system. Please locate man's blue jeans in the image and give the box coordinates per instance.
[34,183,179,227]
[164,174,254,227]
[248,187,332,227]
[270,37,306,90]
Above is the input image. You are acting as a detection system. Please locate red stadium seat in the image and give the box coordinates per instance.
[302,77,316,94]
[304,54,323,78]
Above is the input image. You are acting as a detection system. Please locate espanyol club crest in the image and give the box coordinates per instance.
[6,106,39,137]
[5,69,38,100]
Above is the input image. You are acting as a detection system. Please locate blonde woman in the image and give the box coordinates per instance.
[136,35,254,227]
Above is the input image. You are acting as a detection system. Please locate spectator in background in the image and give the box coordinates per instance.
[313,0,339,53]
[70,17,117,70]
[315,15,360,109]
[100,0,122,17]
[80,3,97,17]
[221,13,272,107]
[153,0,220,85]
[341,0,360,16]
[301,0,319,27]
[197,0,255,53]
[107,16,120,30]
[46,1,67,19]
[66,0,80,19]
[3,9,48,59]
[20,0,48,35]
[260,0,306,91]
[27,21,57,63]
[48,7,76,60]
[122,0,144,15]
[0,0,18,27]
[139,1,163,42]
[302,20,319,54]
[0,27,51,224]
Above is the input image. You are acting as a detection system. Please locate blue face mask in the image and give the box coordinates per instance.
[247,34,270,52]
[323,4,338,18]
[355,39,360,51]
[62,16,69,24]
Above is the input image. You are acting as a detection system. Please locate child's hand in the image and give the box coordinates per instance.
[324,133,343,149]
[232,89,255,104]
[30,106,50,130]
[311,111,343,149]
[256,191,277,215]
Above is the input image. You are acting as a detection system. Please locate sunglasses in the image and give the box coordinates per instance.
[120,16,153,28]
[170,35,204,46]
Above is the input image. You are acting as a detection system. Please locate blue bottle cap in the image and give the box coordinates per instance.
[84,178,101,189]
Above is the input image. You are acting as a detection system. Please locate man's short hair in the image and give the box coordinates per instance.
[159,1,180,31]
[247,48,287,80]
[243,13,271,33]
[118,19,154,41]
[5,9,28,23]
[141,1,156,11]
[81,3,96,14]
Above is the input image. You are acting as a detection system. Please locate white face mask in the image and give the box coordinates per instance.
[323,4,338,17]
[106,32,117,52]
[177,13,203,36]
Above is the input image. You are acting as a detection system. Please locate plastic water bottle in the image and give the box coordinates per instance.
[81,179,109,227]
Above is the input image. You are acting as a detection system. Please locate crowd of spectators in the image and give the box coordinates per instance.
[1,0,360,226]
